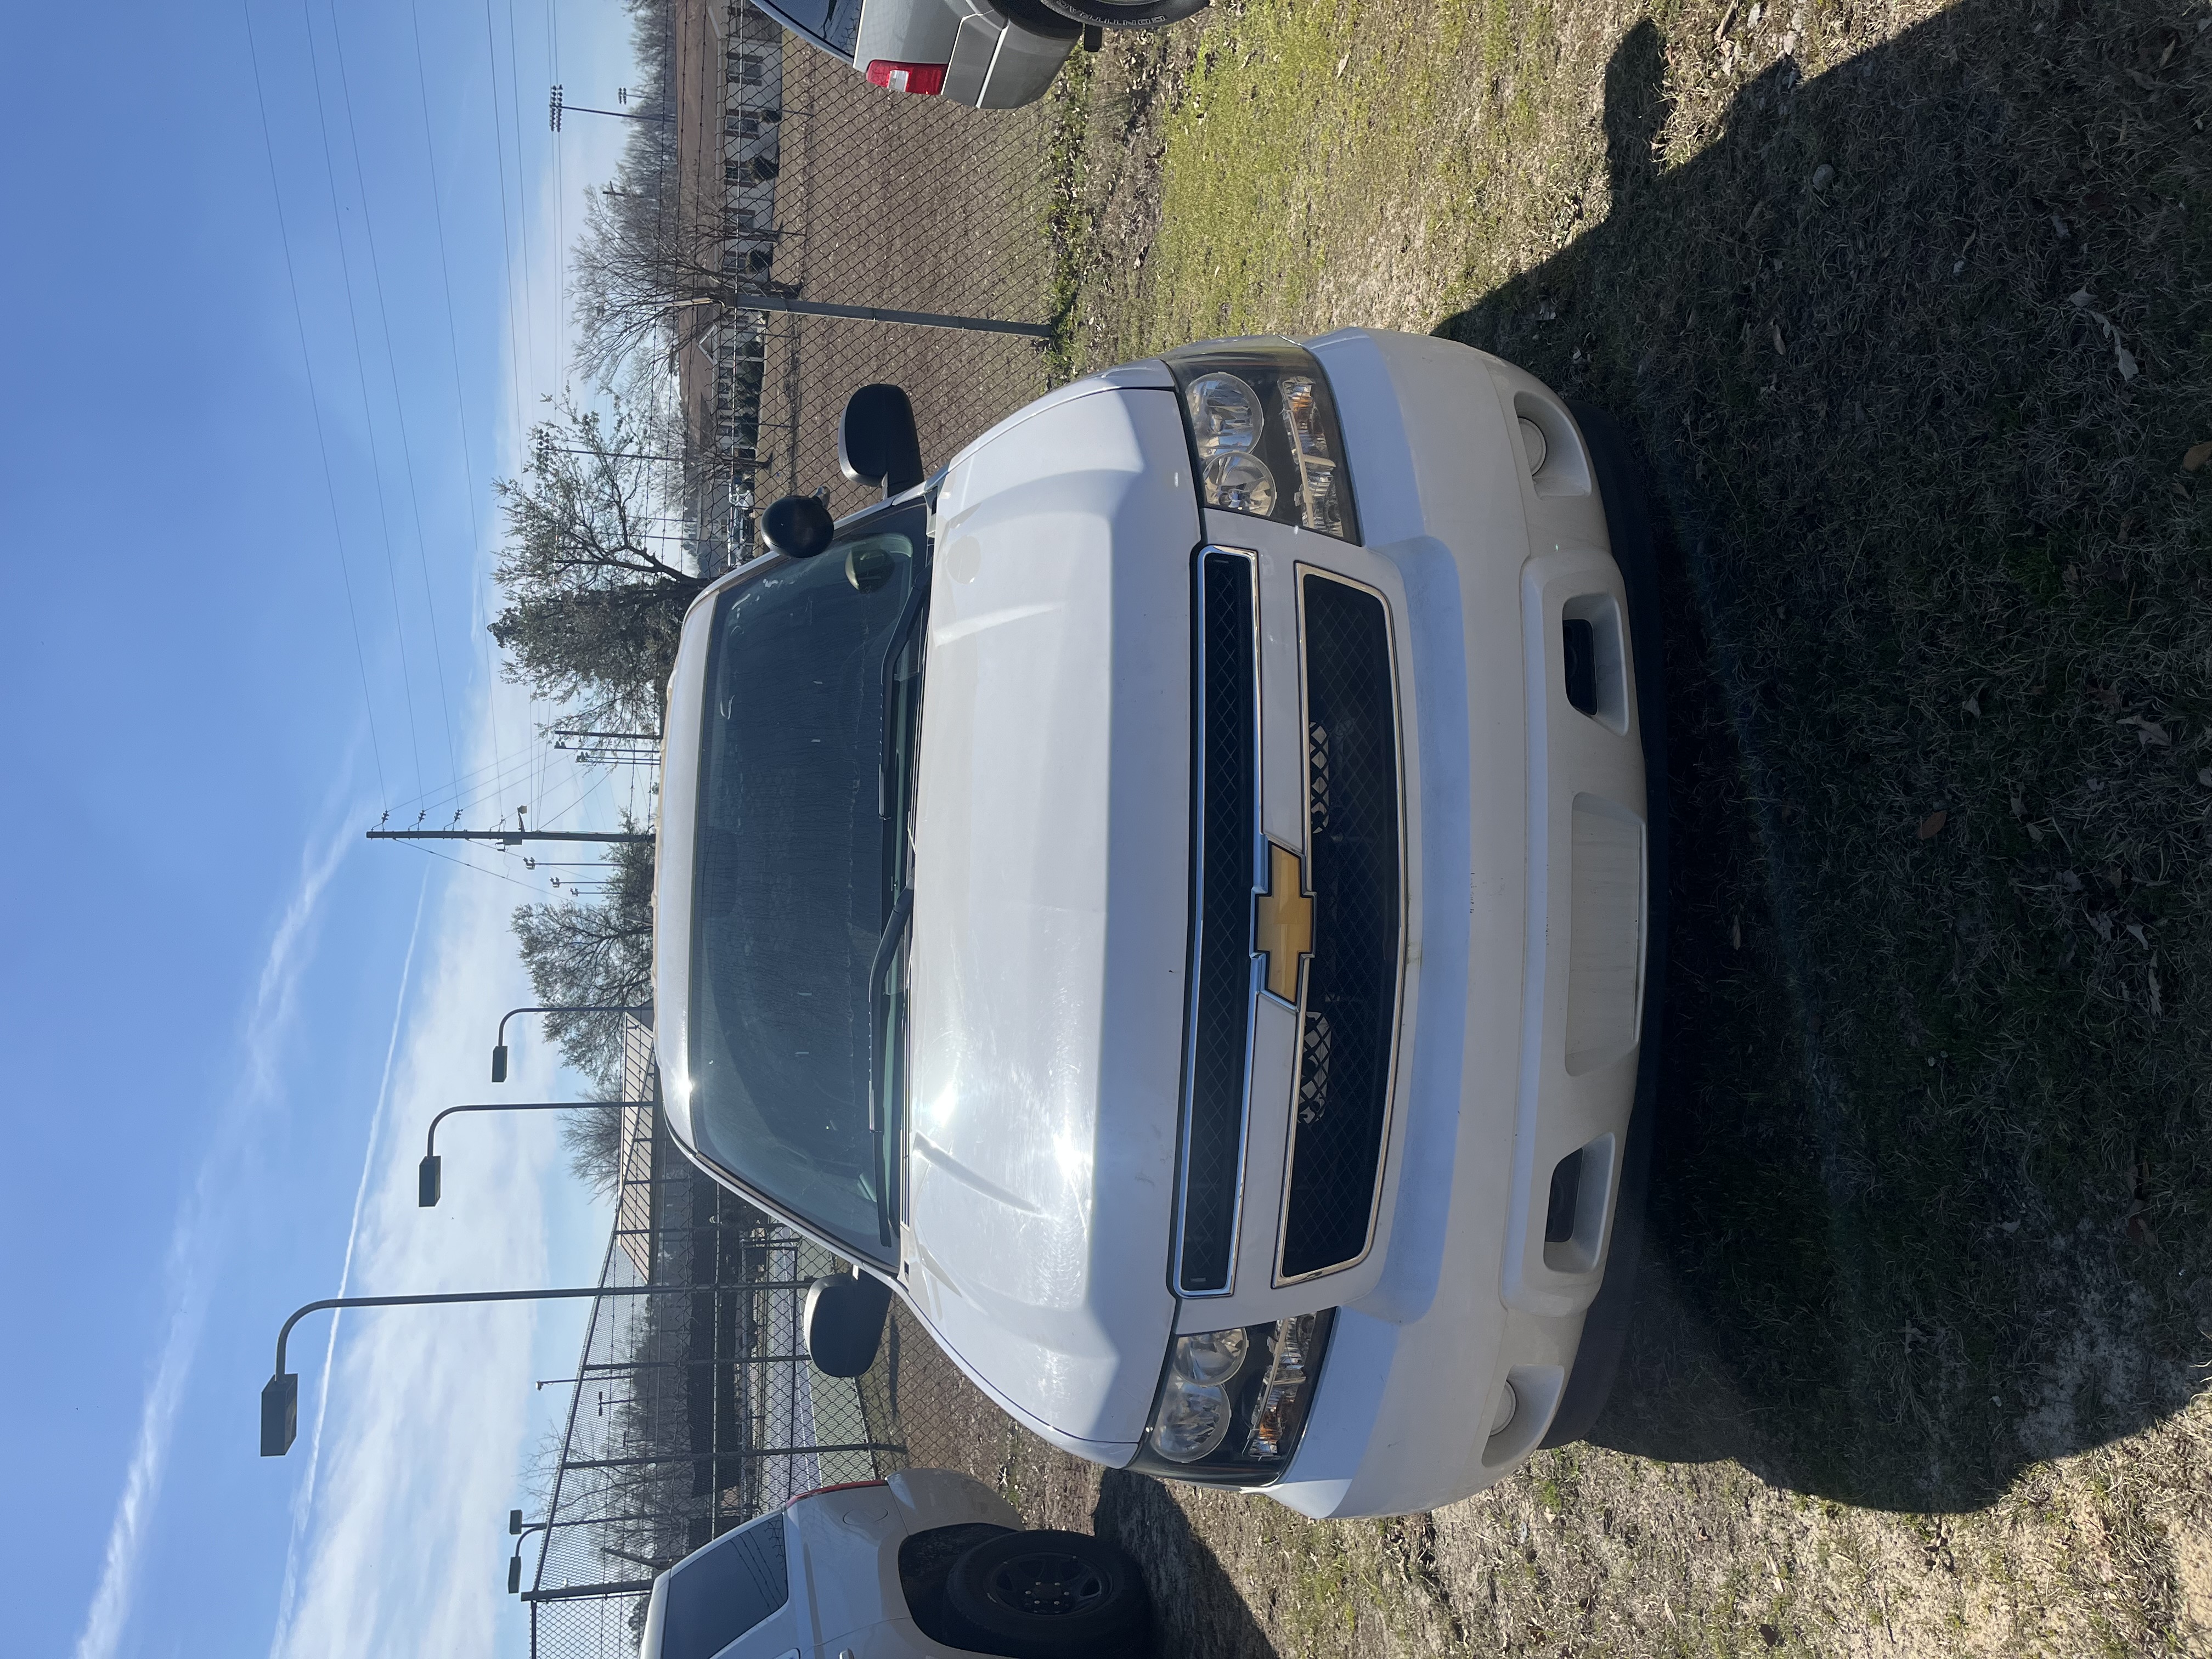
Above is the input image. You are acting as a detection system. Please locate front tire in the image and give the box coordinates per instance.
[940,1529,1150,1659]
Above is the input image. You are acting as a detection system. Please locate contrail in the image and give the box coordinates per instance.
[267,870,430,1655]
[70,830,347,1659]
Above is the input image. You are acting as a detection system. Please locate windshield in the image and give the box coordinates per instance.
[687,503,927,1263]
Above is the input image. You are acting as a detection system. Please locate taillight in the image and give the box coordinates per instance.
[866,60,946,95]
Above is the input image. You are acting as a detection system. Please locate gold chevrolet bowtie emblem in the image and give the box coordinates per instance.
[1253,842,1313,1003]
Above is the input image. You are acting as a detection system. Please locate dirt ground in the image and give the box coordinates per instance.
[910,0,2212,1651]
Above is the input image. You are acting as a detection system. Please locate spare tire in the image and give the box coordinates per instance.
[940,1529,1150,1659]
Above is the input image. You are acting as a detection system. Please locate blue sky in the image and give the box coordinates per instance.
[0,4,650,1655]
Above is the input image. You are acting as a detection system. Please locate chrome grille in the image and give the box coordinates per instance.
[1279,571,1403,1282]
[1176,548,1260,1295]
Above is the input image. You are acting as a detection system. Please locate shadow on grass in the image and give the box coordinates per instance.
[1093,1469,1282,1658]
[1440,3,2212,1511]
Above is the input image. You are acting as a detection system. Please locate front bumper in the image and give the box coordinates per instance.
[1253,330,1649,1518]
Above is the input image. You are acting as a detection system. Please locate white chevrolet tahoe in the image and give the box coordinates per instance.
[654,329,1666,1519]
[638,1470,1149,1659]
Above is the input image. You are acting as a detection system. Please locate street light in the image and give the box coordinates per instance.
[508,1510,546,1594]
[490,1003,650,1083]
[505,1507,674,1594]
[259,1284,709,1456]
[418,1100,627,1207]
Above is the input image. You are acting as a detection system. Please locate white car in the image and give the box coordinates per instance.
[760,0,1207,112]
[654,329,1666,1519]
[639,1468,1149,1658]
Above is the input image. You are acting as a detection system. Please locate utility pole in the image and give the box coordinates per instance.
[369,828,655,845]
[367,804,653,848]
[550,85,672,128]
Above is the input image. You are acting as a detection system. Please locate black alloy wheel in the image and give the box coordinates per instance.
[941,1529,1150,1659]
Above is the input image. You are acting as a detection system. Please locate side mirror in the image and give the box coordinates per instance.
[838,384,924,500]
[761,494,834,559]
[802,1269,891,1378]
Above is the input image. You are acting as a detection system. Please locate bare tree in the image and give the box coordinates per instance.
[570,169,792,388]
[511,829,653,1084]
[488,402,706,735]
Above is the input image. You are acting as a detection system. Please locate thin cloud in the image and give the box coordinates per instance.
[71,827,350,1659]
[267,843,565,1659]
[267,870,431,1649]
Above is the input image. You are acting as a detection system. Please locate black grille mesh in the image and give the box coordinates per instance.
[1178,551,1259,1294]
[1280,575,1402,1280]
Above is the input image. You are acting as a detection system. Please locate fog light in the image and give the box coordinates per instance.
[1489,1379,1519,1437]
[1518,416,1548,475]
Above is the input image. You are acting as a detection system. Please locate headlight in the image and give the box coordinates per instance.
[1201,449,1278,516]
[1184,372,1266,454]
[1135,1312,1336,1484]
[1149,1375,1232,1462]
[1164,340,1358,541]
[1175,1325,1248,1383]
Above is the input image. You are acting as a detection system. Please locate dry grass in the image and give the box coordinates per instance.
[1007,0,2212,1649]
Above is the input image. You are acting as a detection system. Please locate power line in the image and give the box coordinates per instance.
[406,0,507,785]
[494,0,540,401]
[370,827,655,844]
[301,0,427,797]
[391,837,558,895]
[479,0,531,470]
[240,0,389,805]
[548,0,565,394]
[328,0,464,786]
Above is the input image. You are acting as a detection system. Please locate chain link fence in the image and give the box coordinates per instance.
[522,10,1071,1649]
[678,0,1059,572]
[526,1021,994,1659]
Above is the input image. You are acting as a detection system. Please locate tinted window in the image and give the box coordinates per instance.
[659,1515,791,1659]
[752,0,862,58]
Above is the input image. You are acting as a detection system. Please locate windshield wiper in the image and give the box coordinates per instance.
[865,885,915,1249]
[876,584,928,821]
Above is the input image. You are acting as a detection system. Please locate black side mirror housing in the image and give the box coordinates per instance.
[838,383,924,500]
[762,494,834,559]
[802,1269,892,1378]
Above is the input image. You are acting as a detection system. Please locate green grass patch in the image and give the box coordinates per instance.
[1070,0,2212,1533]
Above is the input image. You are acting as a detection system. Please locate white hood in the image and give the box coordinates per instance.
[900,373,1201,1458]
